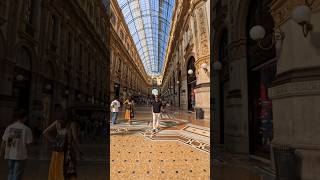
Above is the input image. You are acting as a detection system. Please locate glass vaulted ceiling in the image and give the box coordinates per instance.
[117,0,175,76]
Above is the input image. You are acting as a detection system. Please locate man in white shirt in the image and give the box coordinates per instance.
[110,97,121,124]
[0,109,33,180]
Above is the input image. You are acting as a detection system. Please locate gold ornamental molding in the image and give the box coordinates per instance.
[271,0,320,26]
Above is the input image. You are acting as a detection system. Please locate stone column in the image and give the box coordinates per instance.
[194,5,210,120]
[269,0,320,178]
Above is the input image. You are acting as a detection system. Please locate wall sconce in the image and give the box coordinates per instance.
[176,81,180,84]
[292,0,314,37]
[249,25,285,50]
[201,63,208,73]
[188,69,193,75]
[16,74,24,81]
[213,61,222,70]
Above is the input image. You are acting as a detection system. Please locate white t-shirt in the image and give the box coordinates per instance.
[2,122,33,160]
[110,100,121,112]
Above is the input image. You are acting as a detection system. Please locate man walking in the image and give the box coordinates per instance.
[151,96,163,132]
[0,109,33,180]
[110,97,121,124]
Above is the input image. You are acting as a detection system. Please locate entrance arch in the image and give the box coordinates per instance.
[187,56,196,111]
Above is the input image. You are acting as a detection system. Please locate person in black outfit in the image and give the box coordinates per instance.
[151,96,163,132]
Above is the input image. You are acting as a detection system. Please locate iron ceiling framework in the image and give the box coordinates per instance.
[117,0,175,76]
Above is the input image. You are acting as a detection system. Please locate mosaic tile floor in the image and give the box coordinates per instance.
[110,107,272,180]
[110,134,210,180]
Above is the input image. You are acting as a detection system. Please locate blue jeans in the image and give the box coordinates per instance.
[111,112,118,124]
[7,160,25,180]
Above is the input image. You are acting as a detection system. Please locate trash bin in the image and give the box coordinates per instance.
[273,145,296,180]
[195,108,204,119]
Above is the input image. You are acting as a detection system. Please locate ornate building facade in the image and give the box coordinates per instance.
[109,0,152,102]
[211,0,320,178]
[0,0,109,132]
[160,0,210,119]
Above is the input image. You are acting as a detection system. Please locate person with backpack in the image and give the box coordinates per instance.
[43,108,83,180]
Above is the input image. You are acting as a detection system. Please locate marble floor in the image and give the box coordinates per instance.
[0,106,274,180]
[110,106,273,180]
[110,134,210,180]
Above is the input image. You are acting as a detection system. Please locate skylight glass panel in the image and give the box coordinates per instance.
[117,0,175,76]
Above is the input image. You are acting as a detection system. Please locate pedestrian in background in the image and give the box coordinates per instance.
[110,97,121,124]
[123,97,134,125]
[0,109,33,180]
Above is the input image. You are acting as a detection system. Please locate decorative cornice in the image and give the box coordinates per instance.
[227,89,242,99]
[270,67,320,99]
[269,80,320,99]
[195,82,210,89]
[272,67,320,86]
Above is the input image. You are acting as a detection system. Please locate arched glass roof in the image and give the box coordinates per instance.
[117,0,175,76]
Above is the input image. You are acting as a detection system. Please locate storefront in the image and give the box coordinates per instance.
[248,62,276,159]
[247,0,275,159]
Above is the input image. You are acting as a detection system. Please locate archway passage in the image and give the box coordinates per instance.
[187,57,196,111]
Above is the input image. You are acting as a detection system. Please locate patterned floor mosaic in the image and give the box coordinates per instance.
[110,112,210,153]
[110,134,210,180]
[110,108,210,179]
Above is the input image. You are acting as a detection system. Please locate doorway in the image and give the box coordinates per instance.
[114,83,120,98]
[248,62,276,158]
[187,57,196,111]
